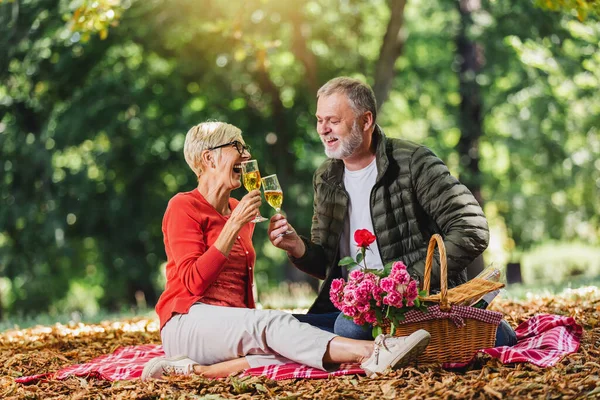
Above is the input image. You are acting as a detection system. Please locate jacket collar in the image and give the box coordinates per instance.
[373,125,389,182]
[319,125,389,187]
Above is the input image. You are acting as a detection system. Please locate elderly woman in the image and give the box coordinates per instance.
[142,121,430,380]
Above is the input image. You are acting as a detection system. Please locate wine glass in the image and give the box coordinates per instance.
[241,160,268,223]
[261,174,294,236]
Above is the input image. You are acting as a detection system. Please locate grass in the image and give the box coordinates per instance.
[2,276,599,333]
[0,308,155,333]
[503,275,600,299]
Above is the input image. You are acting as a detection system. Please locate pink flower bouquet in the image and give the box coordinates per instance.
[329,229,428,338]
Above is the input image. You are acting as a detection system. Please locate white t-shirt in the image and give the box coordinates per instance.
[339,158,384,275]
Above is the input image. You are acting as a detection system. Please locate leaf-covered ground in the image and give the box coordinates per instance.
[1,287,599,399]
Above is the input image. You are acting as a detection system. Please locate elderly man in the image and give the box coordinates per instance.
[268,77,514,345]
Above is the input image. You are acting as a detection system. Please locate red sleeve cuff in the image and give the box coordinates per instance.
[196,245,229,283]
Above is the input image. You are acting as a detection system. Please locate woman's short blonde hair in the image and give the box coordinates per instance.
[184,121,243,177]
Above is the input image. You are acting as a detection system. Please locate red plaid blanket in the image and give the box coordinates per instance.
[15,314,582,384]
[15,344,165,383]
[443,314,583,368]
[482,313,582,367]
[241,363,364,380]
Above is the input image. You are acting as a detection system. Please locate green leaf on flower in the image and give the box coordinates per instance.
[415,298,421,307]
[372,325,383,339]
[383,262,394,275]
[390,313,401,328]
[356,252,364,265]
[374,307,384,325]
[418,289,428,297]
[370,269,386,277]
[338,257,357,267]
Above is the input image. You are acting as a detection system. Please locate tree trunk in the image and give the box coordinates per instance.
[254,50,318,289]
[457,0,485,279]
[373,0,407,110]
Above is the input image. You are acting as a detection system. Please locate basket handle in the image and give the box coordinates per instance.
[422,234,449,311]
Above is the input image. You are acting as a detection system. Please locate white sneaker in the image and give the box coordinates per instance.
[360,329,431,378]
[141,355,197,381]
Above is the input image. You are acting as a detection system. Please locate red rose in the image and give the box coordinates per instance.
[354,229,376,249]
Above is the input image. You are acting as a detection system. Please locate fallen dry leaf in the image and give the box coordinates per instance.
[483,384,503,399]
[0,287,599,399]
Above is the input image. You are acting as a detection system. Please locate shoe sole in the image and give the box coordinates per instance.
[141,354,190,381]
[390,330,431,370]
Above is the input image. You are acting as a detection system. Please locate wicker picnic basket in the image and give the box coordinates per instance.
[383,234,504,364]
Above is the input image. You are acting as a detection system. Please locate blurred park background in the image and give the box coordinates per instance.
[1,0,599,329]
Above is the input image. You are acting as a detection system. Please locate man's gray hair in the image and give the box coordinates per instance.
[317,77,377,123]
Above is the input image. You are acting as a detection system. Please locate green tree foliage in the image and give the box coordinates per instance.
[0,0,598,318]
[535,0,600,20]
[482,1,600,250]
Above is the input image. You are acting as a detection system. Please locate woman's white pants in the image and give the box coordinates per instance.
[161,303,337,370]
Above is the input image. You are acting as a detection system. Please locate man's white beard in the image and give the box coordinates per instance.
[323,120,363,160]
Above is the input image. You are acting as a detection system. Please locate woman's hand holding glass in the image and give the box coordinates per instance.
[240,160,268,223]
[229,189,262,228]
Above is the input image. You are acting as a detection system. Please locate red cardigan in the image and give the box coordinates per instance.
[155,189,256,330]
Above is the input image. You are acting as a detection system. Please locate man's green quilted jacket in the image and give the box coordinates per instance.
[291,126,489,313]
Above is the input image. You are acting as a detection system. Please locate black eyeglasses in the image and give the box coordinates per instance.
[208,140,251,155]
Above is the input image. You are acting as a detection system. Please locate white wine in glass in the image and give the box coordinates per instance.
[243,170,261,191]
[261,174,293,236]
[264,190,283,211]
[241,160,268,223]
